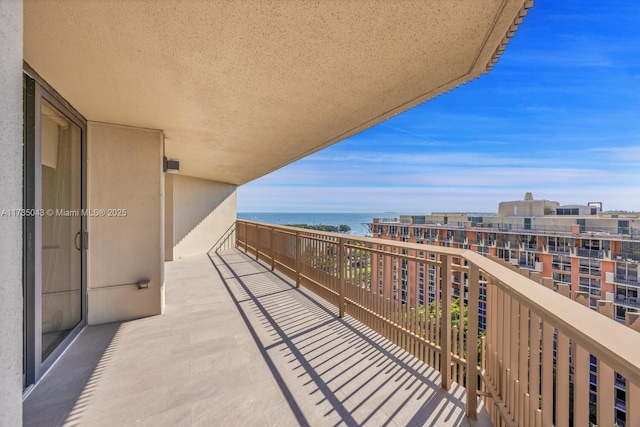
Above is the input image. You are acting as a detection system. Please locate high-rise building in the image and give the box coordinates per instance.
[371,193,640,426]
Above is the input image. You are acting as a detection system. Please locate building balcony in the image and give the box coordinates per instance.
[614,295,640,309]
[606,271,640,288]
[613,253,640,264]
[552,264,572,272]
[24,248,491,427]
[23,221,640,426]
[548,247,571,255]
[576,248,605,259]
[518,261,544,272]
[233,221,640,427]
[519,261,535,269]
[616,276,640,287]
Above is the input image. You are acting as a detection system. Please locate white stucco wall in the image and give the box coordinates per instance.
[171,175,236,259]
[0,0,24,424]
[87,122,164,324]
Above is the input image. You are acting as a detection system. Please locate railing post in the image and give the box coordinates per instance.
[441,254,452,390]
[270,227,275,271]
[295,231,301,288]
[255,225,259,261]
[339,237,345,318]
[466,262,479,419]
[244,222,248,253]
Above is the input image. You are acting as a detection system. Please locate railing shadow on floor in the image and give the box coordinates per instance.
[209,249,477,426]
[22,323,123,427]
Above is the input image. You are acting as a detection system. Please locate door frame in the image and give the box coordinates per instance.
[23,63,88,389]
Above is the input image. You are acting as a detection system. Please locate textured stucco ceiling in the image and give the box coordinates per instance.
[24,0,531,185]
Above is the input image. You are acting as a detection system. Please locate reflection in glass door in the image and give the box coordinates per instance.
[40,100,83,359]
[24,71,87,388]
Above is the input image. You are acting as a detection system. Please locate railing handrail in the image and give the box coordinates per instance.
[464,250,640,386]
[237,219,640,387]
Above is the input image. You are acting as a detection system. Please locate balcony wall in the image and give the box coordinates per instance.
[237,220,640,427]
[87,122,164,325]
[167,175,236,260]
[0,0,24,424]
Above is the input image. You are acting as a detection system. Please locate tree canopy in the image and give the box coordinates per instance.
[286,224,351,233]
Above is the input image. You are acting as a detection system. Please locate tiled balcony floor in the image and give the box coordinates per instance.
[23,249,491,426]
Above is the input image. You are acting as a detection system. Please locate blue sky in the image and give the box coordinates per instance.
[238,1,640,213]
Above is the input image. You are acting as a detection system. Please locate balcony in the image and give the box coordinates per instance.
[552,263,571,272]
[24,240,491,426]
[549,247,571,255]
[235,221,640,427]
[615,294,640,309]
[616,276,640,287]
[576,248,605,259]
[606,271,640,288]
[613,253,640,264]
[23,221,640,426]
[519,261,544,272]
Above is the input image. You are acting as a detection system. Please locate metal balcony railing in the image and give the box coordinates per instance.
[236,220,640,427]
[614,275,640,287]
[613,253,640,263]
[549,247,571,255]
[519,261,535,269]
[615,295,640,309]
[577,248,604,259]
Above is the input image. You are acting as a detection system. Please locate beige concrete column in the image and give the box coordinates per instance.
[626,312,640,332]
[556,283,570,298]
[87,122,164,324]
[0,0,24,424]
[574,291,589,307]
[596,300,614,319]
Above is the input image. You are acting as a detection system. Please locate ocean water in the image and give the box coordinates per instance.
[237,212,391,236]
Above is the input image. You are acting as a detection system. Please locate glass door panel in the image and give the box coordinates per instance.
[40,100,83,360]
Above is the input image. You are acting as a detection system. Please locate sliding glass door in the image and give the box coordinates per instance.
[24,72,87,388]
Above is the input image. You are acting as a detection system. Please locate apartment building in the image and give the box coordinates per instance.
[371,193,640,426]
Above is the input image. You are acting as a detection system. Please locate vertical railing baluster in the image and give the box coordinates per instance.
[270,227,275,271]
[435,256,441,372]
[529,314,541,427]
[597,361,614,427]
[629,382,640,427]
[254,225,259,261]
[503,292,511,419]
[339,237,345,318]
[510,297,519,424]
[441,254,452,390]
[556,330,569,427]
[541,319,553,426]
[453,325,459,382]
[295,231,301,288]
[573,343,589,427]
[244,222,248,253]
[519,304,529,427]
[487,279,496,412]
[467,263,479,419]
